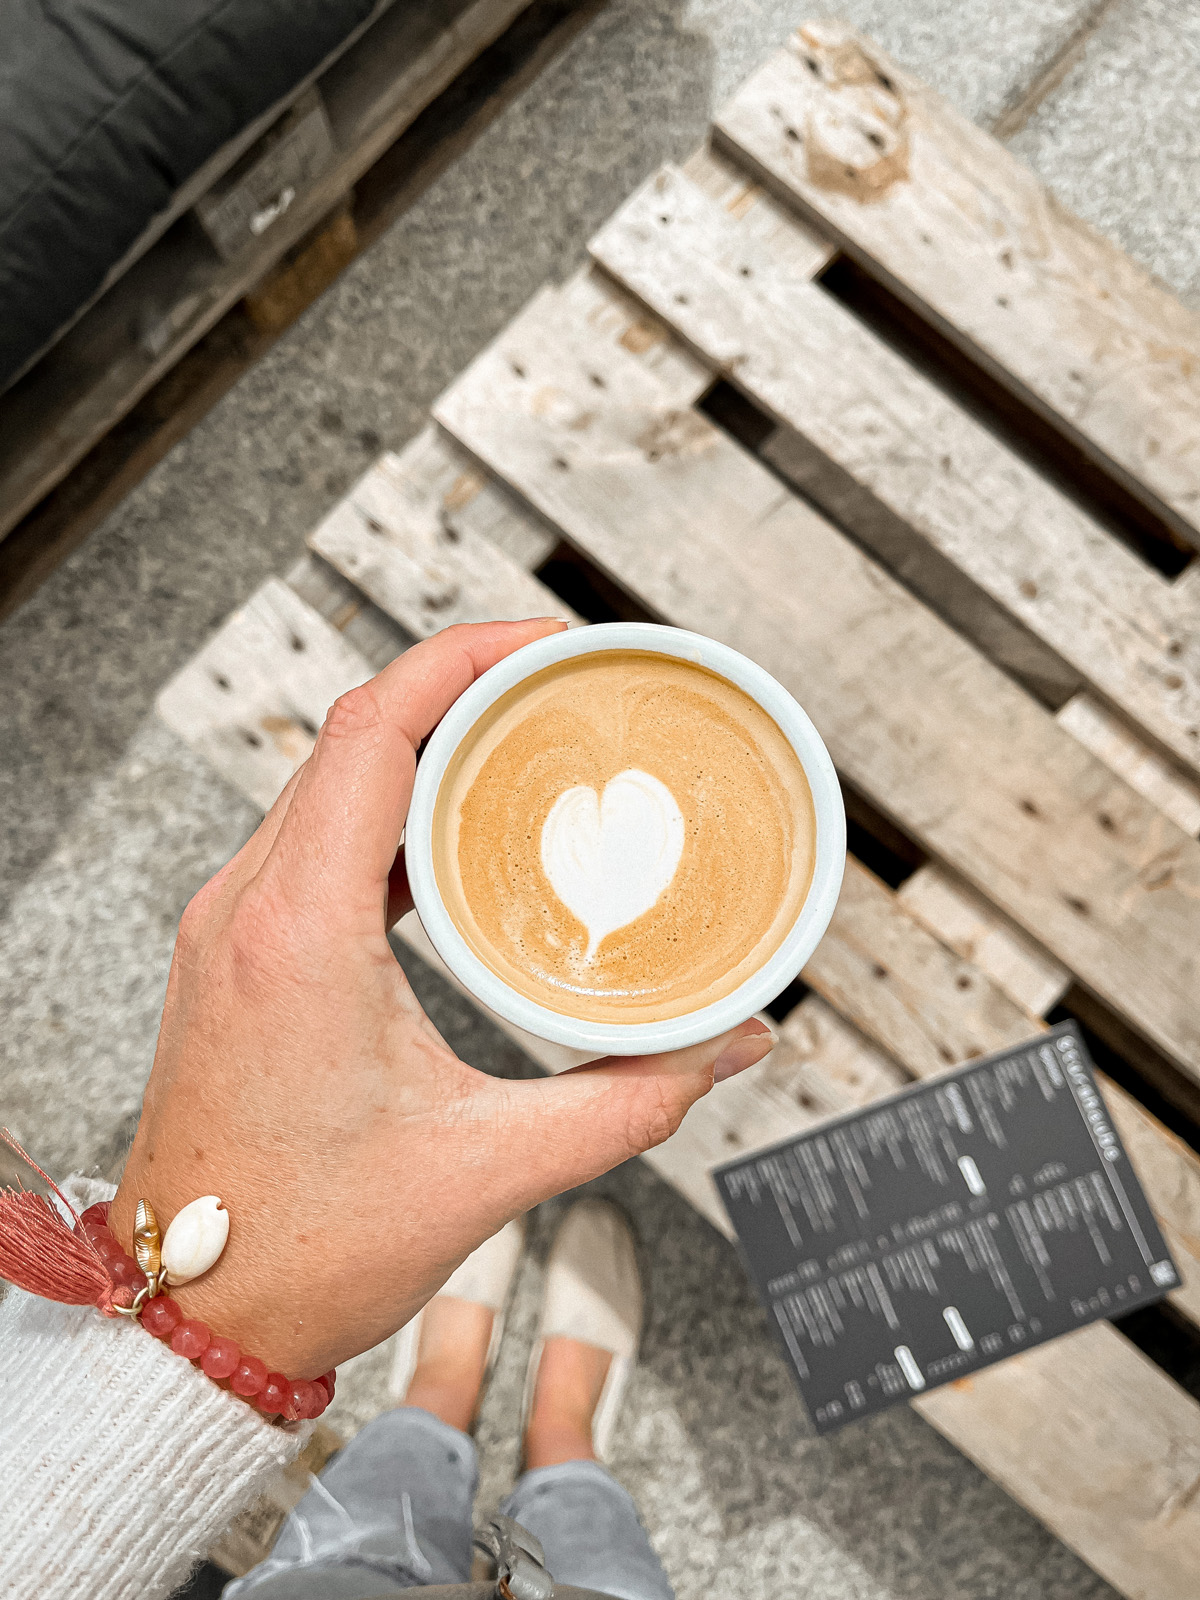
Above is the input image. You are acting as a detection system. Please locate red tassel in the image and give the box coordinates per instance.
[0,1129,118,1311]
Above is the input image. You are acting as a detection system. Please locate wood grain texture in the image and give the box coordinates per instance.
[309,428,574,631]
[1057,692,1200,839]
[915,1324,1200,1600]
[712,20,1200,549]
[897,866,1069,1018]
[432,270,1200,1086]
[590,164,1200,774]
[155,578,373,811]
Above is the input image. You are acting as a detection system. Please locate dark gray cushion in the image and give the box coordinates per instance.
[0,0,379,389]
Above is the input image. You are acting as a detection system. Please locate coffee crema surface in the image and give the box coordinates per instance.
[432,650,816,1023]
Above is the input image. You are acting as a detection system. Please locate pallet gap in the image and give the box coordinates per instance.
[534,540,661,623]
[816,255,1193,579]
[843,790,925,888]
[764,974,810,1024]
[1047,990,1200,1155]
[1113,1302,1200,1406]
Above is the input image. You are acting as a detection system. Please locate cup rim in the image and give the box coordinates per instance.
[405,622,846,1054]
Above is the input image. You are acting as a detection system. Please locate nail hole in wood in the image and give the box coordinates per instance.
[1065,895,1090,916]
[876,71,894,91]
[674,292,689,305]
[552,457,570,471]
[1019,579,1038,599]
[290,635,305,652]
[659,214,671,225]
[804,57,820,75]
[866,131,884,150]
[1097,812,1116,833]
[589,373,606,388]
[996,295,1009,307]
[366,517,385,535]
[299,717,318,738]
[242,730,262,748]
[785,126,801,143]
[1167,640,1182,657]
[872,963,888,980]
[1020,798,1040,817]
[511,362,526,378]
[1165,672,1184,690]
[797,1092,817,1110]
[955,975,971,990]
[938,1045,954,1063]
[213,674,231,691]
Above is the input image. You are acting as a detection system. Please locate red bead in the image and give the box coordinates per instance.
[287,1380,319,1421]
[142,1297,182,1339]
[230,1356,268,1397]
[200,1337,241,1381]
[315,1370,335,1400]
[110,1256,146,1290]
[309,1382,329,1417]
[256,1373,290,1415]
[171,1319,212,1360]
[110,1285,136,1311]
[92,1232,125,1263]
[80,1203,110,1228]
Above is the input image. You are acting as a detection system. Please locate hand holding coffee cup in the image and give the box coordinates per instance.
[409,623,845,1055]
[110,620,783,1378]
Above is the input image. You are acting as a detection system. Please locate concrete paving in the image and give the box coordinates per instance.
[4,1,1197,1593]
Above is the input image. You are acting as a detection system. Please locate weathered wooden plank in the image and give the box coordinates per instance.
[155,579,372,811]
[916,1324,1200,1600]
[1057,693,1200,839]
[590,164,1200,774]
[309,432,575,632]
[712,21,1200,550]
[432,270,1200,1086]
[897,866,1069,1019]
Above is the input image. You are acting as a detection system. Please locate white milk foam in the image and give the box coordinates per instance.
[539,768,685,961]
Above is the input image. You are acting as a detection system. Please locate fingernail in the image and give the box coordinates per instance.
[533,616,573,625]
[713,1025,776,1083]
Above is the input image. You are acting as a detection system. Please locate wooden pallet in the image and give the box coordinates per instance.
[158,22,1200,1599]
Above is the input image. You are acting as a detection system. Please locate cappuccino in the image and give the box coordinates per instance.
[431,650,815,1024]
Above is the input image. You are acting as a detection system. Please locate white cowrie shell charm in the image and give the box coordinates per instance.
[161,1196,229,1285]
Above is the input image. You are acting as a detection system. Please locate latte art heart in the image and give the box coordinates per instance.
[540,769,686,960]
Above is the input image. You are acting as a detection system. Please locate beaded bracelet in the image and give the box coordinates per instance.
[80,1201,334,1423]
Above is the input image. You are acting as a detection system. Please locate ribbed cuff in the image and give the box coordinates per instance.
[0,1284,307,1600]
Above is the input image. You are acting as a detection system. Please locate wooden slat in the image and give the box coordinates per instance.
[309,430,572,630]
[432,269,1200,1086]
[589,164,1200,775]
[155,579,372,811]
[918,1324,1200,1600]
[1057,693,1200,839]
[897,866,1068,1018]
[711,20,1200,550]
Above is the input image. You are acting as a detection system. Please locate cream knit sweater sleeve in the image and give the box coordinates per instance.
[0,1182,307,1600]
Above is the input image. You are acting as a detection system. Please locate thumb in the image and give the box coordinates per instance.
[501,1018,776,1205]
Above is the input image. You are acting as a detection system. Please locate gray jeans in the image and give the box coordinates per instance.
[224,1407,674,1600]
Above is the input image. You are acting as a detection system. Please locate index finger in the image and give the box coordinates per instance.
[262,618,567,919]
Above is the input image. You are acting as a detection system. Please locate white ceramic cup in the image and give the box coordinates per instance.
[406,623,845,1055]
